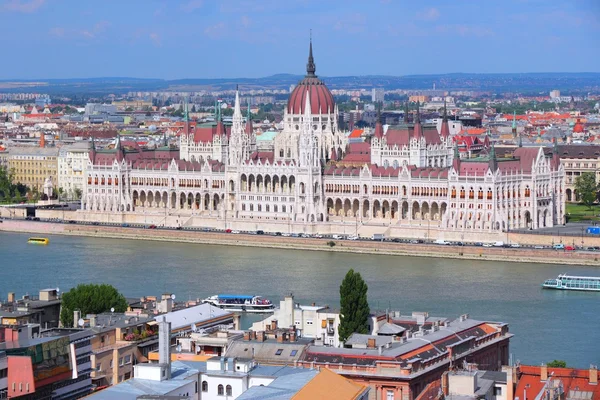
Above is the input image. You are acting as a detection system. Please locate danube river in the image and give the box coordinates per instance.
[1,232,598,367]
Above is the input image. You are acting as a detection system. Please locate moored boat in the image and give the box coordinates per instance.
[202,294,275,313]
[542,274,600,292]
[27,237,49,245]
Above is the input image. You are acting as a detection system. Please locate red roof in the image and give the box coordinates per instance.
[516,366,600,400]
[385,126,441,146]
[192,124,230,143]
[287,77,335,114]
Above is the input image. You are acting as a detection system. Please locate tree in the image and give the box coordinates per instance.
[574,172,599,209]
[74,188,82,200]
[547,360,567,368]
[339,269,370,343]
[60,283,128,327]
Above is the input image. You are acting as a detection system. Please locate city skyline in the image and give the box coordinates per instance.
[0,0,599,79]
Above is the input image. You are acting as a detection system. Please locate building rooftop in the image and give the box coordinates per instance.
[87,361,201,400]
[237,367,319,400]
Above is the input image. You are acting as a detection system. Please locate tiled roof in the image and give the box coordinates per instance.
[291,368,367,400]
[516,366,600,400]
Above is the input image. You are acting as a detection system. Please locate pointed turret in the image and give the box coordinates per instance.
[306,34,316,77]
[233,87,242,118]
[245,100,253,134]
[215,101,225,136]
[413,102,422,139]
[374,105,383,139]
[404,102,409,123]
[511,111,517,137]
[440,99,450,138]
[452,141,461,170]
[518,133,522,147]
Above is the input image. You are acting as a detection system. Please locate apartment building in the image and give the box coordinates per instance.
[6,147,58,192]
[57,142,90,198]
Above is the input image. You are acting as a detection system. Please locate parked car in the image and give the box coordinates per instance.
[533,245,545,249]
[482,243,493,247]
[232,230,240,234]
[121,223,130,227]
[510,243,521,248]
[256,230,265,235]
[565,245,575,251]
[92,222,100,226]
[301,233,311,238]
[275,232,282,236]
[332,234,343,239]
[347,235,359,240]
[553,243,565,250]
[176,226,183,230]
[281,232,290,237]
[225,229,232,233]
[313,234,323,239]
[291,233,300,237]
[148,224,157,229]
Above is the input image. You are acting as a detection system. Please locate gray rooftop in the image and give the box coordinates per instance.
[87,361,201,400]
[237,367,319,400]
[345,333,394,348]
[225,338,311,364]
[157,304,232,331]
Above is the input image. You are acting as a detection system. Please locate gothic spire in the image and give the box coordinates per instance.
[245,100,253,134]
[306,33,316,77]
[443,99,448,121]
[404,101,409,123]
[489,143,497,171]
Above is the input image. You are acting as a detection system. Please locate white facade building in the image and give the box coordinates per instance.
[251,295,342,347]
[81,41,565,235]
[58,142,90,198]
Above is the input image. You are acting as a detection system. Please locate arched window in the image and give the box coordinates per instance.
[393,160,399,169]
[202,381,208,392]
[280,149,284,157]
[218,384,224,395]
[226,385,232,396]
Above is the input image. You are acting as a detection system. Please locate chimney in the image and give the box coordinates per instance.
[289,330,296,342]
[243,331,251,341]
[442,371,449,396]
[541,363,548,382]
[257,331,266,342]
[233,314,241,330]
[504,366,514,400]
[40,133,45,148]
[7,292,14,303]
[158,316,172,380]
[89,315,97,328]
[590,365,598,385]
[367,338,376,348]
[277,333,284,343]
[73,310,81,328]
[271,319,278,330]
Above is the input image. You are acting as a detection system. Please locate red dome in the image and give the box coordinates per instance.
[287,39,335,115]
[573,118,584,133]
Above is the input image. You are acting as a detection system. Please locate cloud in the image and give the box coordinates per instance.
[94,21,110,33]
[240,15,251,28]
[3,0,45,13]
[149,32,161,47]
[333,13,367,34]
[49,27,65,37]
[204,22,226,38]
[417,7,440,21]
[81,30,95,39]
[181,0,203,12]
[435,24,494,37]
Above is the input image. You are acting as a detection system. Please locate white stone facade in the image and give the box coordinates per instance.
[81,47,565,235]
[58,143,90,198]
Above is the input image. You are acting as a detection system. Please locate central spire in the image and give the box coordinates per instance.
[306,32,316,77]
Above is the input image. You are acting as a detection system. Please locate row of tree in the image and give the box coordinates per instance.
[0,166,30,203]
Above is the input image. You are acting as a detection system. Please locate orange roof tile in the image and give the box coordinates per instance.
[292,368,367,400]
[349,129,364,138]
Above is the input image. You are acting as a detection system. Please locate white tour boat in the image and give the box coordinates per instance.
[542,274,600,292]
[202,294,275,313]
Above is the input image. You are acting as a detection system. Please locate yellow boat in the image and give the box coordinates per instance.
[28,237,49,245]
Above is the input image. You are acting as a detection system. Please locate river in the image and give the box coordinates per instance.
[0,232,597,368]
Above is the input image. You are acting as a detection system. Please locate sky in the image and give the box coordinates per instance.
[0,0,599,79]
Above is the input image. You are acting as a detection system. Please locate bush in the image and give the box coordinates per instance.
[327,241,336,247]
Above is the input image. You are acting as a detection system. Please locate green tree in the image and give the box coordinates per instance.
[339,269,370,343]
[74,188,82,200]
[547,360,567,368]
[574,172,599,209]
[60,283,128,327]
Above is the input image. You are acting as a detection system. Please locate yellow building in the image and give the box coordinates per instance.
[409,95,430,103]
[7,147,59,192]
[112,100,152,111]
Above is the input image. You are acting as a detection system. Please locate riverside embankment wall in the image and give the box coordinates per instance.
[2,219,600,267]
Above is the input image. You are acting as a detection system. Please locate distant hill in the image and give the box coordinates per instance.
[1,73,599,95]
